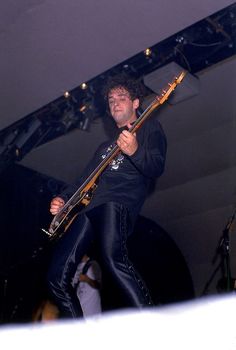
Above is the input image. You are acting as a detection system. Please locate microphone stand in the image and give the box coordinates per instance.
[219,208,235,291]
[202,206,236,295]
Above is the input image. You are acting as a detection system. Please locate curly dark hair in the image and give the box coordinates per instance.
[102,73,145,103]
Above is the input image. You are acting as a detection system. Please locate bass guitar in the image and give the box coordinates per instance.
[42,71,186,240]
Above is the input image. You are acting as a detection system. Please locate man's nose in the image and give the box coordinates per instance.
[114,99,120,106]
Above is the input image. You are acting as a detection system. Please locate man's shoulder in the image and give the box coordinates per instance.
[139,116,165,137]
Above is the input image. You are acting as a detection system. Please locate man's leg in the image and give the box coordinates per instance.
[47,213,93,318]
[89,203,153,307]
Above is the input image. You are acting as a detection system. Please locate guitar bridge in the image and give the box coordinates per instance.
[81,184,97,206]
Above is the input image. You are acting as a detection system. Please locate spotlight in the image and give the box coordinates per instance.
[144,48,152,57]
[15,148,20,157]
[64,91,70,98]
[80,82,88,90]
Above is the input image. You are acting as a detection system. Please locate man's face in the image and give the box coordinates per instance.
[108,87,139,128]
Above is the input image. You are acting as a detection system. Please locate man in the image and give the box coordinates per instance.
[72,254,102,318]
[48,73,167,318]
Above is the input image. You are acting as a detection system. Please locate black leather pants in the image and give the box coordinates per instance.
[47,202,153,318]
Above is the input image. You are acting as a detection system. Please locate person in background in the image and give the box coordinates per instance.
[72,254,102,318]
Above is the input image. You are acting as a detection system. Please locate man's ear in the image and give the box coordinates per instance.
[133,98,140,110]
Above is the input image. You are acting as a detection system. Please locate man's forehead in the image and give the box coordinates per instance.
[108,87,130,98]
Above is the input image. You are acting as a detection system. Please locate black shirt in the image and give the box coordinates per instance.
[60,117,167,221]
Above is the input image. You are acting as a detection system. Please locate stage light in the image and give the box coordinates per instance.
[80,82,88,90]
[13,118,42,159]
[64,91,70,98]
[79,104,88,113]
[60,109,78,131]
[15,148,20,157]
[144,48,152,57]
[144,62,200,105]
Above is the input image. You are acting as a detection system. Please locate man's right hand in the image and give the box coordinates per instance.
[50,197,65,215]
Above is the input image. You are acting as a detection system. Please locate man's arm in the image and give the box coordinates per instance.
[49,142,107,213]
[79,274,101,290]
[125,120,167,178]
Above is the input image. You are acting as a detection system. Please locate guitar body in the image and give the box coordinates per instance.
[43,184,97,240]
[50,202,85,240]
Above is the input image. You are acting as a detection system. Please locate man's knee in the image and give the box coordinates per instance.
[47,263,62,291]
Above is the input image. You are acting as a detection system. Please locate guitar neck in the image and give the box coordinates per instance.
[63,143,120,209]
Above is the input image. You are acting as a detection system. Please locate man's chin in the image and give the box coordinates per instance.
[112,115,123,123]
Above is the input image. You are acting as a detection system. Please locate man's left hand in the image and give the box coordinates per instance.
[117,124,138,156]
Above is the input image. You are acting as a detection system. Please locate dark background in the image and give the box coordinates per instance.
[0,164,194,323]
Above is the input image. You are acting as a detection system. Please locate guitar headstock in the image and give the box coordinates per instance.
[130,70,187,134]
[157,70,187,105]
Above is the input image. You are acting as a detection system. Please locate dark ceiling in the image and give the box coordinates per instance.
[0,3,236,173]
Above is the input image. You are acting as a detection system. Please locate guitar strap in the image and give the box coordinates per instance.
[81,258,93,275]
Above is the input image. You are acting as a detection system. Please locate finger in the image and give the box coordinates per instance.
[50,208,58,215]
[56,197,64,204]
[51,198,64,206]
[122,130,136,143]
[122,130,131,138]
[50,208,59,215]
[127,122,133,130]
[117,134,127,145]
[51,204,60,210]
